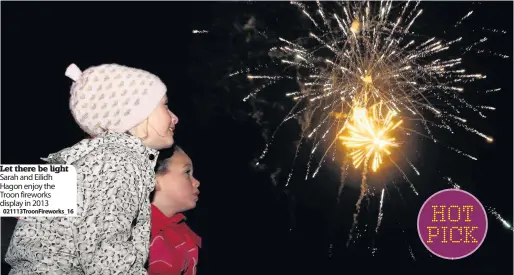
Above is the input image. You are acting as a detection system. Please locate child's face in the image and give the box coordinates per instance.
[145,95,179,149]
[155,151,200,214]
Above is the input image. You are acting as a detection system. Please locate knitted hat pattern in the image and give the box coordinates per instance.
[66,63,167,136]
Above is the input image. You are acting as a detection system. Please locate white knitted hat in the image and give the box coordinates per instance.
[66,63,167,136]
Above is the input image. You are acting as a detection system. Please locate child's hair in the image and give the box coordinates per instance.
[155,145,184,175]
[151,145,183,202]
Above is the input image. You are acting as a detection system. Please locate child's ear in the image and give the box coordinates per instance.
[155,177,163,191]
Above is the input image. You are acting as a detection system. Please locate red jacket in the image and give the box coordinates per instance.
[148,205,201,275]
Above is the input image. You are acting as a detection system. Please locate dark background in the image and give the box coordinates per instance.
[1,2,512,274]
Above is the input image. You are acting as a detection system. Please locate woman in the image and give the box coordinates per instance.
[149,145,201,275]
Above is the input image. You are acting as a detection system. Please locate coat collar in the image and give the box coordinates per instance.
[42,131,159,167]
[151,205,201,248]
[151,204,187,232]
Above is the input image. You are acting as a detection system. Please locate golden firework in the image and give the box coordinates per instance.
[339,103,403,172]
[350,19,361,34]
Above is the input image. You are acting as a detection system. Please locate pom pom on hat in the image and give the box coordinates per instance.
[65,63,82,82]
[67,63,167,136]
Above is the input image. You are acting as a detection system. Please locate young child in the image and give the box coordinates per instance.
[148,146,201,275]
[5,63,179,275]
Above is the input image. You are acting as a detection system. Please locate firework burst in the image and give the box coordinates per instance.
[339,102,403,173]
[230,0,509,254]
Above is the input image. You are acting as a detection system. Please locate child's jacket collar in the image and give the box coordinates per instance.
[42,131,159,166]
[151,204,201,248]
[152,204,187,230]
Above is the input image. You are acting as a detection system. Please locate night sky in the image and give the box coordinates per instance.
[1,2,513,274]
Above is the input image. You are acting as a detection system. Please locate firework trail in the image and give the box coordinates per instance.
[231,0,507,252]
[371,188,385,256]
[328,160,349,258]
[445,177,513,231]
[336,161,350,205]
[346,161,368,247]
[375,188,385,233]
[487,206,513,231]
[382,184,417,260]
[444,176,461,189]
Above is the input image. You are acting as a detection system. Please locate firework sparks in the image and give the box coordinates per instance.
[445,177,512,231]
[371,188,386,256]
[444,177,462,189]
[445,177,513,231]
[239,1,498,179]
[346,164,369,247]
[487,206,513,231]
[339,103,403,172]
[233,0,507,254]
[375,188,385,233]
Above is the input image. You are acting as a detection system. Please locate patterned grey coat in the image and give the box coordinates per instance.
[5,132,159,275]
